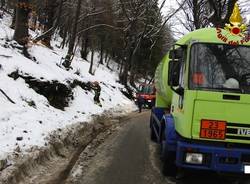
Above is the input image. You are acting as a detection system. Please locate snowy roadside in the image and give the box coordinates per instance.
[0,110,136,184]
[0,13,137,178]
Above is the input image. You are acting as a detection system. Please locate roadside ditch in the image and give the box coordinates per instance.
[0,110,135,184]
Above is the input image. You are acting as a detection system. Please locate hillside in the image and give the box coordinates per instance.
[0,14,136,165]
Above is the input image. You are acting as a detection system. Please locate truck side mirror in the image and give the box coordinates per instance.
[169,48,183,60]
[168,61,181,87]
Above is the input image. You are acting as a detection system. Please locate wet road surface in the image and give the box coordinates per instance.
[67,111,250,184]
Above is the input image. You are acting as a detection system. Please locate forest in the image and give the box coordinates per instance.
[1,0,249,88]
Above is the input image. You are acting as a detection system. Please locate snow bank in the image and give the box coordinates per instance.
[0,13,136,161]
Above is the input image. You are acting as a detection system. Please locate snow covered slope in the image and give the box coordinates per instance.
[0,14,136,161]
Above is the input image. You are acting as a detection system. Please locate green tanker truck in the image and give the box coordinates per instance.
[150,4,250,175]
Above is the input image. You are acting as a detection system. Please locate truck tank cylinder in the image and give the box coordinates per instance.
[154,54,173,108]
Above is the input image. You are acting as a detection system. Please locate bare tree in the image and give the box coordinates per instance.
[207,0,238,27]
[34,0,63,47]
[7,0,176,84]
[62,0,82,69]
[116,0,183,86]
[177,0,209,31]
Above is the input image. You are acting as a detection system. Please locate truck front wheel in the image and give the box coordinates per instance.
[150,114,157,142]
[150,126,157,142]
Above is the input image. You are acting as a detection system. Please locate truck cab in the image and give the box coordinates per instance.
[150,26,250,175]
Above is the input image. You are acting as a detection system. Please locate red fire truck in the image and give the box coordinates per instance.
[134,83,156,108]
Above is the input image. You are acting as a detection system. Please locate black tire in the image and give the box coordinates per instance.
[150,126,157,142]
[150,114,157,142]
[162,150,177,176]
[161,130,177,176]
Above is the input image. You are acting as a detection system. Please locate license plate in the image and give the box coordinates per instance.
[200,120,226,140]
[244,165,250,174]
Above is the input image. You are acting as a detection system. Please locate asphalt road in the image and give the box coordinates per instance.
[68,111,250,184]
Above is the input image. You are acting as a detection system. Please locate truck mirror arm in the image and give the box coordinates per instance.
[171,86,184,96]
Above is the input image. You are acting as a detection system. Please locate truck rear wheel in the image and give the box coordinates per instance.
[161,130,176,176]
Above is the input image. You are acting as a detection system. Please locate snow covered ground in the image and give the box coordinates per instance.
[0,14,136,161]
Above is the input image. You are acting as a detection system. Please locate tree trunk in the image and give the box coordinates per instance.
[99,38,104,64]
[120,39,134,85]
[61,29,67,49]
[42,1,56,47]
[106,57,111,69]
[38,0,63,47]
[60,18,69,49]
[105,52,110,68]
[1,0,5,9]
[10,7,16,29]
[13,0,31,45]
[62,0,82,69]
[89,49,94,75]
[104,51,108,63]
[118,58,123,72]
[81,35,89,60]
[30,15,37,31]
[120,59,129,85]
[129,67,137,89]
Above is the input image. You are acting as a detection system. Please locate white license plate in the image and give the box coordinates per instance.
[244,165,250,174]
